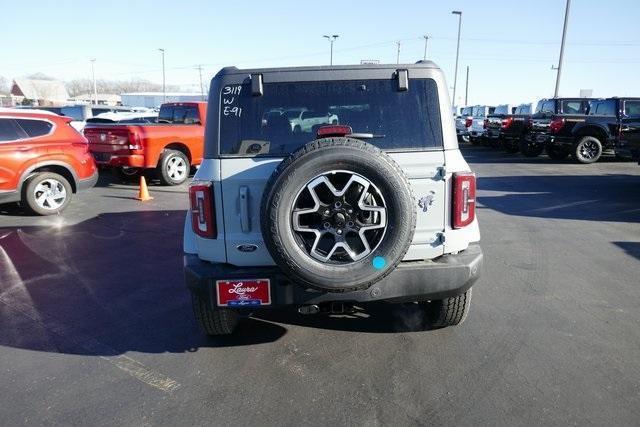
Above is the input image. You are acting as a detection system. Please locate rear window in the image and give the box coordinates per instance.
[494,105,510,115]
[537,100,556,114]
[15,119,53,137]
[624,100,640,117]
[219,78,442,157]
[515,104,532,114]
[472,106,486,117]
[158,105,200,124]
[60,106,86,121]
[461,107,472,116]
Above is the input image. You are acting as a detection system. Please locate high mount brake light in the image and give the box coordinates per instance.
[317,125,353,138]
[452,172,476,229]
[549,117,566,134]
[189,182,216,238]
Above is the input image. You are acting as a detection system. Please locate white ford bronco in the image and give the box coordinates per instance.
[183,62,482,335]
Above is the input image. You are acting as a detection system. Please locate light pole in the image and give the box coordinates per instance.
[451,10,462,110]
[323,35,339,65]
[552,0,571,97]
[158,48,166,103]
[197,65,205,101]
[465,65,469,106]
[422,35,429,61]
[90,59,97,105]
[396,41,401,64]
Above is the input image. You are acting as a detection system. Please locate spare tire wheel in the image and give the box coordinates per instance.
[261,138,416,292]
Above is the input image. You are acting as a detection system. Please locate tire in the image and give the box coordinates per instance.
[191,294,239,335]
[519,139,544,157]
[572,136,603,164]
[546,145,569,160]
[111,167,141,183]
[23,172,73,216]
[158,149,190,185]
[421,288,472,328]
[469,136,479,145]
[261,137,416,293]
[503,140,519,154]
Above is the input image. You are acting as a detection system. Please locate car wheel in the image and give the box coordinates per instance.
[111,167,141,183]
[545,145,569,160]
[23,172,72,216]
[572,136,602,164]
[503,141,519,154]
[420,288,472,328]
[261,137,416,292]
[191,293,239,335]
[158,149,190,185]
[519,140,544,157]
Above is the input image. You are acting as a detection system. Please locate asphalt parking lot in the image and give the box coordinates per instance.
[1,147,639,425]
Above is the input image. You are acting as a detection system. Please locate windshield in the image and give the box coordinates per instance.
[219,78,443,156]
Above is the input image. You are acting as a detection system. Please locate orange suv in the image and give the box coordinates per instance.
[0,109,98,215]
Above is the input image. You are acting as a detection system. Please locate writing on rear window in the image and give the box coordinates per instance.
[219,78,443,157]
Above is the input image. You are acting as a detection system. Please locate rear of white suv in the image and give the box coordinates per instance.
[184,62,482,335]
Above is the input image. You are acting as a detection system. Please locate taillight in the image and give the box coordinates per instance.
[189,182,216,238]
[549,117,565,134]
[465,118,473,128]
[317,125,352,138]
[452,172,476,229]
[526,118,533,129]
[501,117,513,129]
[483,119,488,129]
[128,131,141,150]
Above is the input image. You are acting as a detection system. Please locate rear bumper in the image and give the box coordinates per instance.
[184,244,483,310]
[77,169,99,191]
[91,152,146,168]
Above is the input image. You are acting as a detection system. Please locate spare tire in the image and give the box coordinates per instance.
[261,138,416,292]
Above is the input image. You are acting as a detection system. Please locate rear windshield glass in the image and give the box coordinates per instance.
[536,100,556,114]
[158,105,200,124]
[60,106,85,121]
[515,104,532,114]
[219,78,442,157]
[461,107,472,116]
[494,105,509,115]
[472,106,485,117]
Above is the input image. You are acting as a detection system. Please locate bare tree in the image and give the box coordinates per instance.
[0,76,9,94]
[65,77,178,97]
[27,72,56,81]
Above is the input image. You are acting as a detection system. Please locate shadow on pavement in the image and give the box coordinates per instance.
[479,174,640,223]
[0,210,286,356]
[612,241,640,261]
[460,145,632,165]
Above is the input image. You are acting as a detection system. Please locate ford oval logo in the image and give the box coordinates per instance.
[237,244,258,253]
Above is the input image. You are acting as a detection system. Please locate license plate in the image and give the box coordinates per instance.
[536,134,547,143]
[216,279,271,307]
[93,152,110,162]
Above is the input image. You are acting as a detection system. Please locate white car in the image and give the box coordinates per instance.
[468,105,495,144]
[283,108,338,133]
[183,63,483,336]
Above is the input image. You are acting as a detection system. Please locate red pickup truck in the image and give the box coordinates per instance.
[84,102,206,185]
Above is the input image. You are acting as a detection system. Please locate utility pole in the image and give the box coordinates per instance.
[451,10,463,110]
[158,48,166,103]
[396,41,401,64]
[323,35,339,66]
[422,35,429,61]
[196,65,205,101]
[90,59,97,105]
[465,66,469,106]
[552,0,571,97]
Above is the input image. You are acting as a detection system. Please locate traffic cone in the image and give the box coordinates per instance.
[136,176,153,201]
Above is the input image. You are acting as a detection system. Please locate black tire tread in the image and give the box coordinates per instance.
[423,288,472,328]
[191,294,238,335]
[261,137,417,293]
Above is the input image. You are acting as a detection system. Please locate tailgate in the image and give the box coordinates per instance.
[84,126,134,154]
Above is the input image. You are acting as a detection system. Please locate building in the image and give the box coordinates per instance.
[120,92,205,108]
[72,93,122,106]
[10,78,69,106]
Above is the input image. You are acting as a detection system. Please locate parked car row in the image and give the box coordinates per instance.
[0,102,207,215]
[456,97,640,164]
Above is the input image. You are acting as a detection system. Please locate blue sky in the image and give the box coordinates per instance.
[2,0,639,105]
